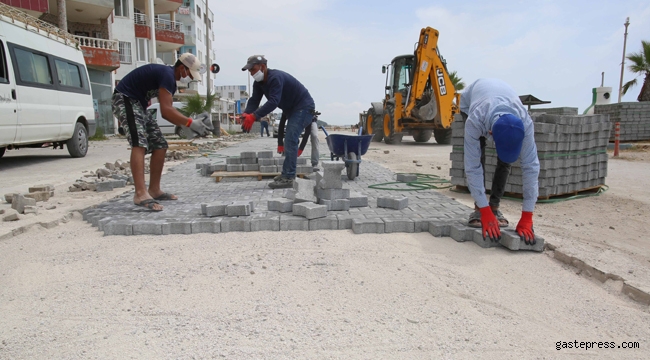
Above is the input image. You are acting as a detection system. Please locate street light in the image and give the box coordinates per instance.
[617,17,630,103]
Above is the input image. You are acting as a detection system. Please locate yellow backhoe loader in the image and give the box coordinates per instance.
[361,27,460,144]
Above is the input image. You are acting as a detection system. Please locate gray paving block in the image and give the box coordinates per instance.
[352,218,385,234]
[499,229,544,252]
[168,221,193,234]
[227,202,251,216]
[336,214,357,230]
[258,158,275,166]
[296,158,307,165]
[103,220,133,236]
[449,223,473,242]
[396,173,418,182]
[282,189,296,200]
[293,202,328,219]
[280,214,309,231]
[214,164,227,171]
[11,194,36,214]
[319,198,350,211]
[200,203,208,215]
[133,222,163,235]
[320,168,343,189]
[413,218,433,233]
[226,157,241,164]
[109,179,127,188]
[250,214,280,231]
[377,196,408,210]
[309,215,340,230]
[257,151,273,159]
[220,217,251,232]
[428,222,451,237]
[383,218,415,233]
[260,165,277,173]
[243,164,260,171]
[240,157,258,165]
[293,178,317,203]
[275,157,285,166]
[227,164,244,172]
[317,188,350,200]
[322,160,345,173]
[268,198,294,213]
[95,181,113,192]
[349,193,368,207]
[472,229,502,248]
[191,219,221,233]
[297,165,314,174]
[205,202,229,217]
[240,151,257,159]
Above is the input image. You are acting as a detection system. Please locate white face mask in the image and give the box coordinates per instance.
[179,68,192,84]
[252,68,265,82]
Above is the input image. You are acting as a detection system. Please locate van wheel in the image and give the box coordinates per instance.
[67,122,88,158]
[0,147,5,158]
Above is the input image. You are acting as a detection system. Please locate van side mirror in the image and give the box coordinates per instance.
[381,65,386,74]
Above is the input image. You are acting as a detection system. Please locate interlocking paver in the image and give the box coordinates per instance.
[83,138,541,251]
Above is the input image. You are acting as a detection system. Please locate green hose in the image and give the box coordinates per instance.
[368,173,453,191]
[450,184,609,204]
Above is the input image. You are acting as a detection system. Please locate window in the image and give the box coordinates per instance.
[119,41,132,63]
[0,41,8,84]
[114,0,129,17]
[14,48,52,85]
[136,38,148,62]
[55,60,82,88]
[228,92,234,99]
[74,31,90,37]
[196,5,201,18]
[198,50,202,62]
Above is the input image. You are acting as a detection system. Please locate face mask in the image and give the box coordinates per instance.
[179,68,192,84]
[252,68,265,82]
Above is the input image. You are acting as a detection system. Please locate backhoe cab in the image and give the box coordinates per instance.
[361,27,460,145]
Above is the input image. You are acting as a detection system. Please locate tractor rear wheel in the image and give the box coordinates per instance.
[413,129,433,143]
[433,128,452,144]
[366,107,384,142]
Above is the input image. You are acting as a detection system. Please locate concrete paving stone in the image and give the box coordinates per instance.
[192,218,221,233]
[322,160,345,172]
[133,222,163,235]
[472,229,503,248]
[214,164,227,171]
[220,217,251,232]
[428,222,451,237]
[104,220,133,236]
[227,164,244,172]
[24,191,50,202]
[293,202,328,219]
[336,214,357,229]
[250,213,280,231]
[377,196,408,210]
[317,188,350,200]
[226,202,251,216]
[257,151,273,159]
[243,164,260,171]
[309,215,340,230]
[349,193,369,207]
[97,217,114,232]
[320,168,343,189]
[226,157,241,164]
[297,158,307,165]
[11,194,36,214]
[268,198,294,213]
[28,184,54,193]
[95,182,113,192]
[383,218,415,233]
[200,203,208,215]
[352,218,385,234]
[260,165,277,173]
[196,163,208,169]
[206,202,229,217]
[275,157,285,166]
[499,229,545,252]
[109,179,127,188]
[319,198,350,211]
[413,218,434,233]
[240,157,258,165]
[396,174,418,182]
[293,178,317,203]
[168,221,193,234]
[258,158,275,166]
[449,223,474,242]
[280,214,309,231]
[3,193,19,204]
[282,188,296,200]
[240,151,257,159]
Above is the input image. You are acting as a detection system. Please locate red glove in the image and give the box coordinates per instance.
[277,145,284,154]
[479,206,501,241]
[241,113,256,132]
[516,211,535,245]
[298,149,303,156]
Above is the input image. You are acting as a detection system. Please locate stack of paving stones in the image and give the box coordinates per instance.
[449,113,611,198]
[83,139,543,251]
[529,107,578,116]
[595,102,650,141]
[196,150,311,178]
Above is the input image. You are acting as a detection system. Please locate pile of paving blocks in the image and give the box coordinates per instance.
[449,113,611,198]
[196,150,312,177]
[529,107,578,116]
[3,184,57,220]
[68,160,133,193]
[595,102,650,141]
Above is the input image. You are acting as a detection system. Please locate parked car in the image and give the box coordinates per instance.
[146,102,184,135]
[0,11,96,158]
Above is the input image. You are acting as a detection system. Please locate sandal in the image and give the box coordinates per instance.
[153,192,177,201]
[493,209,509,228]
[134,199,163,212]
[467,210,481,228]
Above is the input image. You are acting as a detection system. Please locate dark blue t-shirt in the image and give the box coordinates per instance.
[243,69,314,119]
[116,64,177,110]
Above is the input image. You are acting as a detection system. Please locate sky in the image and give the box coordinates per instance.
[209,0,650,125]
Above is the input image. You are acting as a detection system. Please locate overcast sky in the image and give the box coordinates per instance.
[209,0,650,125]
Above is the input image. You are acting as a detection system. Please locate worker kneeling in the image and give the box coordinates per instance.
[461,79,540,244]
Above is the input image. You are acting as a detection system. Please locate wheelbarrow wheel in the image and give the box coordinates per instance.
[346,152,358,180]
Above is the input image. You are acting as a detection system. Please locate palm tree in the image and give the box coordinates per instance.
[622,40,650,102]
[449,71,465,92]
[179,89,218,116]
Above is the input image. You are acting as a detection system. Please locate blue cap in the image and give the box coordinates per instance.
[492,114,525,163]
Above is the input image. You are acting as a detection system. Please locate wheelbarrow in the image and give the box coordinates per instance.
[321,126,374,180]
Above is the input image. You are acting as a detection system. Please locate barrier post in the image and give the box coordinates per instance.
[614,122,620,157]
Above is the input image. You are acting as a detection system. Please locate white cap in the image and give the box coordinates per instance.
[179,52,203,81]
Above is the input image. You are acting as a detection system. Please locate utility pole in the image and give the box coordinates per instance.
[618,17,630,103]
[204,0,211,91]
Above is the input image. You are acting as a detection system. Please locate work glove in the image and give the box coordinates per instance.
[241,113,256,132]
[277,145,284,154]
[298,149,303,157]
[184,118,208,137]
[516,211,535,245]
[479,206,501,241]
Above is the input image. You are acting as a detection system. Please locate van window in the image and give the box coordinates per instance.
[0,41,7,84]
[14,48,52,85]
[55,59,82,88]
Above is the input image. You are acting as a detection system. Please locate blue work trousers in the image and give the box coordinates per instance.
[282,107,315,178]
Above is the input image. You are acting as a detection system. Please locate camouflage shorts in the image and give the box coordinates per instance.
[111,92,168,153]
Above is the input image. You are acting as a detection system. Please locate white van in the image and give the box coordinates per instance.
[146,102,184,135]
[0,8,96,159]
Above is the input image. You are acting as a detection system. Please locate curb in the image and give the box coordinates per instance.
[545,243,650,307]
[0,212,76,241]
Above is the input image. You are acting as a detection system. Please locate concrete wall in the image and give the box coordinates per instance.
[594,102,650,142]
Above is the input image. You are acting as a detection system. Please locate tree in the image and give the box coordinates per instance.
[449,71,465,92]
[179,89,217,116]
[622,40,650,102]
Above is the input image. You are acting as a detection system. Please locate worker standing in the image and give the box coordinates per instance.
[112,53,208,211]
[460,78,540,244]
[240,55,315,189]
[260,116,271,137]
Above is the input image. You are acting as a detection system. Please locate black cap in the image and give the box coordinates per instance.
[242,55,267,71]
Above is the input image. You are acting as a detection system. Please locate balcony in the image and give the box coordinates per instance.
[74,35,120,71]
[133,13,184,52]
[49,0,114,24]
[133,0,182,14]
